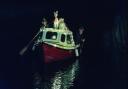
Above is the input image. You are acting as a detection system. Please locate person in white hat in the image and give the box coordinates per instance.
[53,11,59,29]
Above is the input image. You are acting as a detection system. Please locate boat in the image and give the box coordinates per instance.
[34,25,79,64]
[33,12,79,64]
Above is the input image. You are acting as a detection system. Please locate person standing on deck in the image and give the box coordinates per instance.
[58,18,68,30]
[40,18,48,30]
[53,11,59,29]
[75,26,86,55]
[41,18,47,28]
[79,26,86,54]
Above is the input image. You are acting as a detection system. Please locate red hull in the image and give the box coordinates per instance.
[42,43,75,63]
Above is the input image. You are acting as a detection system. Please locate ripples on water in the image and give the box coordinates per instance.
[33,59,79,89]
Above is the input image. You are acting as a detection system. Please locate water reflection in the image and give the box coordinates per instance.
[33,59,79,89]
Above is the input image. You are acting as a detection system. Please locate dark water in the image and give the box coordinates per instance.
[0,0,127,89]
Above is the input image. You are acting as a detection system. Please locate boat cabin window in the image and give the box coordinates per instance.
[46,32,57,40]
[67,35,72,44]
[61,34,65,42]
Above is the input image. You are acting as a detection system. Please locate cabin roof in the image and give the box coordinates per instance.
[41,27,72,34]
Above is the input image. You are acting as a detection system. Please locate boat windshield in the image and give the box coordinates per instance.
[46,32,57,40]
[67,35,72,44]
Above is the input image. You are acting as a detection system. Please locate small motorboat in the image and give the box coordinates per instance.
[32,12,79,64]
[19,11,79,64]
[30,12,79,64]
[35,24,79,64]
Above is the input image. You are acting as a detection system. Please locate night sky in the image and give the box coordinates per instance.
[0,0,127,89]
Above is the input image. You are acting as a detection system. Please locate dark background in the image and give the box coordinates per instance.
[0,0,127,89]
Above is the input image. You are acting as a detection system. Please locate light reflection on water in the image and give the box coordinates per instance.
[33,59,79,89]
[50,60,79,89]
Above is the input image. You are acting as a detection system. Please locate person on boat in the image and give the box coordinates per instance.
[75,26,86,55]
[32,18,48,51]
[58,18,68,30]
[53,11,59,29]
[40,18,48,30]
[79,26,86,54]
[42,18,47,27]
